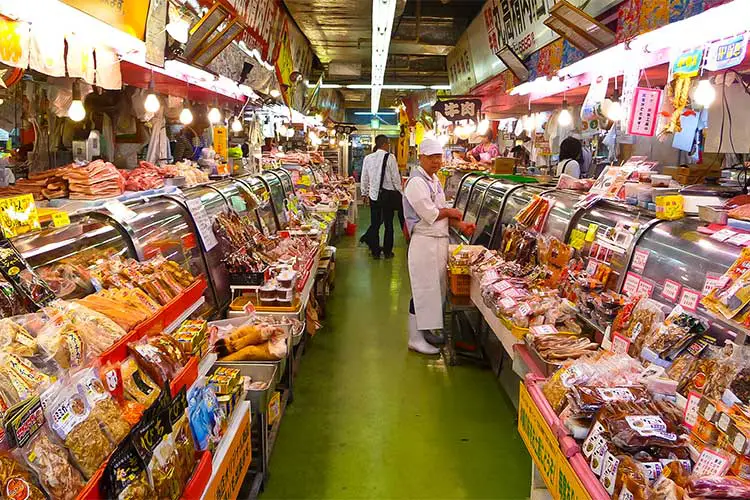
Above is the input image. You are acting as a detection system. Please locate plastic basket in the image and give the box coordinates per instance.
[449,273,471,296]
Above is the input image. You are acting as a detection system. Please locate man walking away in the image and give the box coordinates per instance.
[359,134,403,259]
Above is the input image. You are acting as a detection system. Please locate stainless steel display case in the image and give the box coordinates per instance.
[541,190,582,242]
[463,177,495,224]
[453,172,485,215]
[237,175,278,235]
[498,185,549,228]
[270,169,294,195]
[261,172,288,229]
[629,218,743,343]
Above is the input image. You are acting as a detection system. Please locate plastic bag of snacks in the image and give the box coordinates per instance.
[0,453,46,500]
[128,335,186,387]
[187,382,225,451]
[101,437,156,500]
[625,299,665,359]
[72,367,131,445]
[132,396,179,500]
[120,356,162,407]
[20,427,85,500]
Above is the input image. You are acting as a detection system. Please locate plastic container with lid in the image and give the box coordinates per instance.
[259,284,277,300]
[260,297,277,307]
[277,271,297,289]
[276,297,293,307]
[651,174,672,187]
[276,287,294,300]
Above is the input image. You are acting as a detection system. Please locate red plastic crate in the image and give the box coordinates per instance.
[170,356,199,397]
[180,450,213,500]
[76,465,104,500]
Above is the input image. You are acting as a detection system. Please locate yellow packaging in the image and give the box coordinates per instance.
[655,195,685,220]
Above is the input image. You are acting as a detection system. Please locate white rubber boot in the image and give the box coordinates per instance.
[408,313,440,355]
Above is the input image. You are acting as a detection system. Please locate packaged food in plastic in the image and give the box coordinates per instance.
[0,453,46,500]
[73,367,131,445]
[568,385,651,416]
[613,455,651,499]
[625,299,664,358]
[0,351,55,404]
[44,381,114,479]
[128,336,184,387]
[0,278,28,317]
[45,301,126,355]
[21,427,85,500]
[595,401,683,452]
[687,475,750,498]
[187,383,225,451]
[120,356,161,407]
[131,405,178,499]
[168,388,196,489]
[101,437,156,500]
[705,342,750,401]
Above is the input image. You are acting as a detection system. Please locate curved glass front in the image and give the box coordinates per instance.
[261,172,288,229]
[500,185,548,227]
[272,169,294,195]
[242,176,278,234]
[454,173,484,213]
[464,177,494,224]
[541,190,580,242]
[472,180,515,248]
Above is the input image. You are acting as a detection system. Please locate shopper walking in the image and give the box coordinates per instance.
[359,135,403,259]
[403,138,475,354]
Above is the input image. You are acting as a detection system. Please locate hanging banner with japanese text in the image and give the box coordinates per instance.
[433,99,482,122]
[60,0,150,40]
[491,0,553,58]
[230,0,282,62]
[275,18,294,107]
[705,33,748,71]
[628,87,663,137]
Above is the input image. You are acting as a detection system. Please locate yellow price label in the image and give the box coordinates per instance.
[51,212,70,228]
[585,223,598,242]
[0,194,40,238]
[452,244,464,256]
[300,175,312,186]
[569,228,586,251]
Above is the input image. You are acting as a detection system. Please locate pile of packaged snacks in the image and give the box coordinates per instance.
[187,381,227,452]
[173,320,208,357]
[702,247,750,325]
[128,334,187,387]
[214,321,287,362]
[208,367,243,417]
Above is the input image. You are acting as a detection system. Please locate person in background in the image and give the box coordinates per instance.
[261,137,277,154]
[557,136,583,178]
[467,130,500,163]
[173,128,195,161]
[359,134,403,259]
[403,138,475,354]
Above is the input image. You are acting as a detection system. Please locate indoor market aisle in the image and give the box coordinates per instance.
[263,209,531,499]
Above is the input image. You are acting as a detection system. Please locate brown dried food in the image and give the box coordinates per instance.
[729,366,750,403]
[25,430,85,500]
[65,417,114,479]
[91,397,131,445]
[569,386,651,415]
[0,454,45,500]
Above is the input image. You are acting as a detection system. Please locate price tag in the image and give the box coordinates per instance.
[683,391,702,429]
[104,201,138,223]
[585,259,598,276]
[623,272,641,297]
[495,280,513,292]
[0,193,41,237]
[186,198,219,252]
[693,448,731,477]
[710,228,737,242]
[631,249,650,272]
[518,303,532,316]
[703,272,723,297]
[243,301,256,315]
[636,279,654,298]
[610,333,631,354]
[679,288,701,312]
[268,391,281,426]
[499,297,516,309]
[662,279,682,301]
[569,229,585,250]
[585,223,599,242]
[51,211,70,228]
[484,269,500,282]
[726,232,750,246]
[530,325,558,335]
[503,288,526,299]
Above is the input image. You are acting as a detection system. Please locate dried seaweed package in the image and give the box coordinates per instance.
[73,367,131,445]
[101,437,155,500]
[45,382,113,479]
[131,406,178,500]
[9,396,86,500]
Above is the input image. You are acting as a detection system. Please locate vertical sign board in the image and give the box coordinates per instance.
[275,19,294,107]
[202,407,252,500]
[518,383,591,500]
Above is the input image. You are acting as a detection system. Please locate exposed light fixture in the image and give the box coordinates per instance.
[278,123,288,136]
[285,128,295,138]
[604,90,623,122]
[231,116,243,132]
[523,114,536,133]
[329,137,336,145]
[477,119,490,135]
[694,79,716,107]
[438,134,449,145]
[353,111,396,116]
[144,71,160,113]
[208,106,222,124]
[179,101,193,125]
[68,82,85,122]
[371,0,398,113]
[166,17,190,44]
[558,99,572,126]
[270,89,281,98]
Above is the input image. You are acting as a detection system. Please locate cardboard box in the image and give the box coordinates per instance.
[492,157,515,175]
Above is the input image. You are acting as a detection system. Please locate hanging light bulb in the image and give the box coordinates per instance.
[68,82,86,122]
[144,72,160,113]
[477,118,490,135]
[329,137,336,146]
[270,89,281,98]
[605,99,624,122]
[338,138,346,146]
[558,99,572,127]
[208,106,222,124]
[285,128,295,138]
[523,114,536,133]
[464,120,477,135]
[179,100,193,125]
[438,134,449,146]
[694,79,716,107]
[231,116,243,133]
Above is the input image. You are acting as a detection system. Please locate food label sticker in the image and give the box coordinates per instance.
[560,365,583,388]
[631,249,650,272]
[619,487,635,500]
[494,280,513,292]
[679,288,701,312]
[518,302,532,316]
[569,228,586,251]
[186,198,219,252]
[703,272,723,297]
[622,272,641,297]
[662,279,682,301]
[503,288,526,299]
[104,201,138,223]
[582,422,606,457]
[704,401,716,422]
[243,301,256,315]
[725,232,750,246]
[590,436,608,475]
[484,269,500,282]
[585,223,599,242]
[585,259,598,276]
[610,333,631,354]
[718,412,732,432]
[600,451,621,494]
[683,391,701,429]
[51,211,70,228]
[624,415,673,438]
[530,324,558,335]
[499,297,516,309]
[710,228,737,242]
[636,279,654,298]
[693,448,731,477]
[596,387,635,402]
[733,430,747,454]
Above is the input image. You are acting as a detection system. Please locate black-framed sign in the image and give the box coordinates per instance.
[433,99,482,122]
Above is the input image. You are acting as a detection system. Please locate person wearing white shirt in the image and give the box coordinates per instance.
[359,135,403,259]
[402,138,475,354]
[556,136,582,178]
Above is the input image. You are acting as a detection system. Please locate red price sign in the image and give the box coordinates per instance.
[631,249,650,272]
[610,334,631,354]
[662,279,682,301]
[636,279,654,298]
[703,272,723,297]
[683,391,702,429]
[623,272,641,297]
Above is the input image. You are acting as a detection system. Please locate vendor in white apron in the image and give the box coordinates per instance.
[403,138,476,354]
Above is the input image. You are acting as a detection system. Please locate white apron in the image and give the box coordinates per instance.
[408,234,449,330]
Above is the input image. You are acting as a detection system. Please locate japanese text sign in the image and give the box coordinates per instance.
[0,194,40,238]
[433,99,482,122]
[628,87,662,137]
[705,34,747,71]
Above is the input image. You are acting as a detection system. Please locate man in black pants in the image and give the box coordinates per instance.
[359,135,403,259]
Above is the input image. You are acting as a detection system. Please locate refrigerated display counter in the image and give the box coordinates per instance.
[453,172,485,215]
[270,169,295,195]
[470,180,518,248]
[541,190,581,243]
[260,172,288,229]
[237,175,278,235]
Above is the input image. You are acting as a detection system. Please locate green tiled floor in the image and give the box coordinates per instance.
[262,208,531,499]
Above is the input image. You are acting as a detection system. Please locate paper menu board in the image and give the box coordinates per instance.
[186,198,218,252]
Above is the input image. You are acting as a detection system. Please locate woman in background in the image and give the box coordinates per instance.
[556,137,582,178]
[467,130,500,163]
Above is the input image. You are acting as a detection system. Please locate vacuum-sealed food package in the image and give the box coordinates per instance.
[21,427,85,500]
[0,453,45,500]
[73,367,131,445]
[101,437,155,500]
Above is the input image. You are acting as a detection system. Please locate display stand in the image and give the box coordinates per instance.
[469,276,521,355]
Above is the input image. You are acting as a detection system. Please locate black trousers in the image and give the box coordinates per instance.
[362,197,395,256]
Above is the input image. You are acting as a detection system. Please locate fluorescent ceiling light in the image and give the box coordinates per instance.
[345,83,448,90]
[371,0,397,113]
[429,85,451,90]
[347,84,373,89]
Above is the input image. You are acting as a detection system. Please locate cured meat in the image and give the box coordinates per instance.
[64,160,124,200]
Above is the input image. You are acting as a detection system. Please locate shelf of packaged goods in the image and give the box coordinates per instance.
[469,276,520,356]
[519,375,609,500]
[98,277,208,366]
[200,400,252,500]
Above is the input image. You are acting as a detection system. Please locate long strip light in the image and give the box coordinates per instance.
[371,0,397,113]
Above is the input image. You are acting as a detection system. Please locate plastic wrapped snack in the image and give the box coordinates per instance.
[595,401,683,452]
[44,382,113,479]
[625,299,664,359]
[169,389,196,489]
[128,336,184,387]
[120,357,161,407]
[0,351,55,404]
[46,301,127,355]
[613,455,651,499]
[132,407,178,500]
[0,278,28,317]
[704,343,750,401]
[101,437,155,500]
[0,453,46,500]
[568,385,651,416]
[73,367,131,445]
[21,428,85,500]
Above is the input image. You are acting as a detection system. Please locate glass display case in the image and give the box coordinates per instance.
[282,165,317,190]
[261,172,288,229]
[499,185,548,228]
[453,172,485,214]
[567,201,653,291]
[12,214,135,300]
[237,175,278,235]
[471,180,518,248]
[541,190,581,242]
[463,177,495,224]
[123,197,219,316]
[271,169,294,195]
[629,218,741,342]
